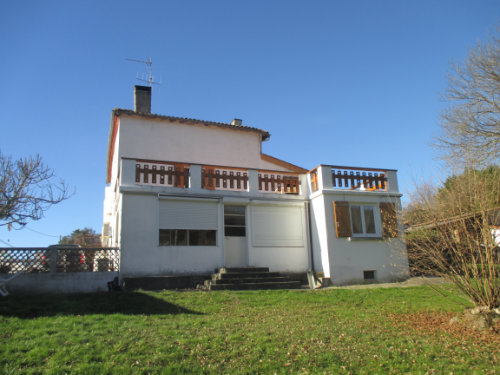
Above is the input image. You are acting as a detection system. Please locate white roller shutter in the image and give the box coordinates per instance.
[251,205,304,247]
[159,199,218,230]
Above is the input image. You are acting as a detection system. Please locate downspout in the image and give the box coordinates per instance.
[306,201,318,289]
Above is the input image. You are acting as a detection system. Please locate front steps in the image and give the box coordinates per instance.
[199,267,304,290]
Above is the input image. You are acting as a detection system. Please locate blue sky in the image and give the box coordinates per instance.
[1,0,498,247]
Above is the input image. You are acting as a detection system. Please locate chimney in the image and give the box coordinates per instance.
[134,85,151,113]
[231,118,242,126]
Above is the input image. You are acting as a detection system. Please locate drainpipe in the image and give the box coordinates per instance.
[306,201,317,289]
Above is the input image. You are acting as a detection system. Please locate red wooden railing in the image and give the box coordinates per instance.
[331,167,387,191]
[310,169,319,192]
[202,167,248,191]
[134,160,301,195]
[258,172,300,194]
[135,162,189,188]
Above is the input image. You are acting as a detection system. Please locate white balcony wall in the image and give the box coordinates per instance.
[313,165,399,193]
[119,159,307,200]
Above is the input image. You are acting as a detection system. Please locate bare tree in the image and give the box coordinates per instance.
[435,33,500,167]
[406,166,500,309]
[0,151,71,229]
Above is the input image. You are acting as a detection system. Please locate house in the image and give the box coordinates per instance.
[102,86,409,286]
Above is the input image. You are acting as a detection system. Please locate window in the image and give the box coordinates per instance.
[333,201,398,238]
[159,229,216,246]
[363,270,376,280]
[350,205,376,235]
[224,206,246,237]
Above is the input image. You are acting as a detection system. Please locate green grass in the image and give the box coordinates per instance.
[1,285,498,375]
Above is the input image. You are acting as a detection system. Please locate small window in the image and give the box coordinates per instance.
[224,205,246,237]
[159,229,216,246]
[350,205,378,236]
[189,230,216,246]
[159,229,187,246]
[364,207,376,234]
[363,270,376,280]
[351,206,363,234]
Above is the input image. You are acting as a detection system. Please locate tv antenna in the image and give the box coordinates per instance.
[125,57,161,87]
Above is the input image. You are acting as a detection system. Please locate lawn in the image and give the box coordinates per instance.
[1,285,499,375]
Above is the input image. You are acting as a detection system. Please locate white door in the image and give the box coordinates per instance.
[224,205,247,267]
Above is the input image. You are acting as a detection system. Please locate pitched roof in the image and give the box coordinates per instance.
[260,153,308,173]
[112,109,271,141]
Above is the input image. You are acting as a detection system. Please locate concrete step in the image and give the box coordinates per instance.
[209,276,293,285]
[214,271,282,280]
[208,280,303,290]
[200,267,307,291]
[216,267,270,274]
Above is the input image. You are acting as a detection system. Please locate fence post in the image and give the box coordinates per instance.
[48,248,57,274]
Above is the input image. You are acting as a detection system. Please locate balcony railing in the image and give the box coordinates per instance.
[310,168,319,192]
[130,160,398,195]
[135,162,189,188]
[201,167,248,191]
[258,172,300,194]
[308,165,397,193]
[133,159,301,195]
[331,167,387,191]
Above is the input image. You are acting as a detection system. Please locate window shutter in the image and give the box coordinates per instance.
[333,201,352,237]
[159,200,218,230]
[380,202,398,238]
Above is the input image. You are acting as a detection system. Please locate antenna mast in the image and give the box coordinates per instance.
[125,57,161,86]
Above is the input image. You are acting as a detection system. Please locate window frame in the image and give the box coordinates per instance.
[159,229,217,247]
[334,201,389,239]
[349,204,380,237]
[224,205,246,237]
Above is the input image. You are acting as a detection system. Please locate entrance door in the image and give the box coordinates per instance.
[224,205,247,267]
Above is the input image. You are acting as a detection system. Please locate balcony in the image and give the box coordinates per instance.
[127,159,303,197]
[309,165,399,194]
[122,160,398,197]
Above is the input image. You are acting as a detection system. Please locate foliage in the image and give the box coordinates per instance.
[408,31,500,310]
[440,165,500,210]
[3,286,500,375]
[59,227,101,247]
[435,32,500,167]
[406,167,500,309]
[0,151,70,229]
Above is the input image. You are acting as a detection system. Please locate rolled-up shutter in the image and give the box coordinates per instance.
[333,201,352,237]
[252,205,304,247]
[380,202,398,238]
[159,200,218,230]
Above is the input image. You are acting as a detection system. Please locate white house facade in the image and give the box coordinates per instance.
[102,86,409,286]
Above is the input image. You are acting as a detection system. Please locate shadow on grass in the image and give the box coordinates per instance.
[0,292,202,318]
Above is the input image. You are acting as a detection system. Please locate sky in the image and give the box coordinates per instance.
[0,0,499,247]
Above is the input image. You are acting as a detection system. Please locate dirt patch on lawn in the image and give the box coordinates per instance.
[327,277,449,290]
[386,311,500,347]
